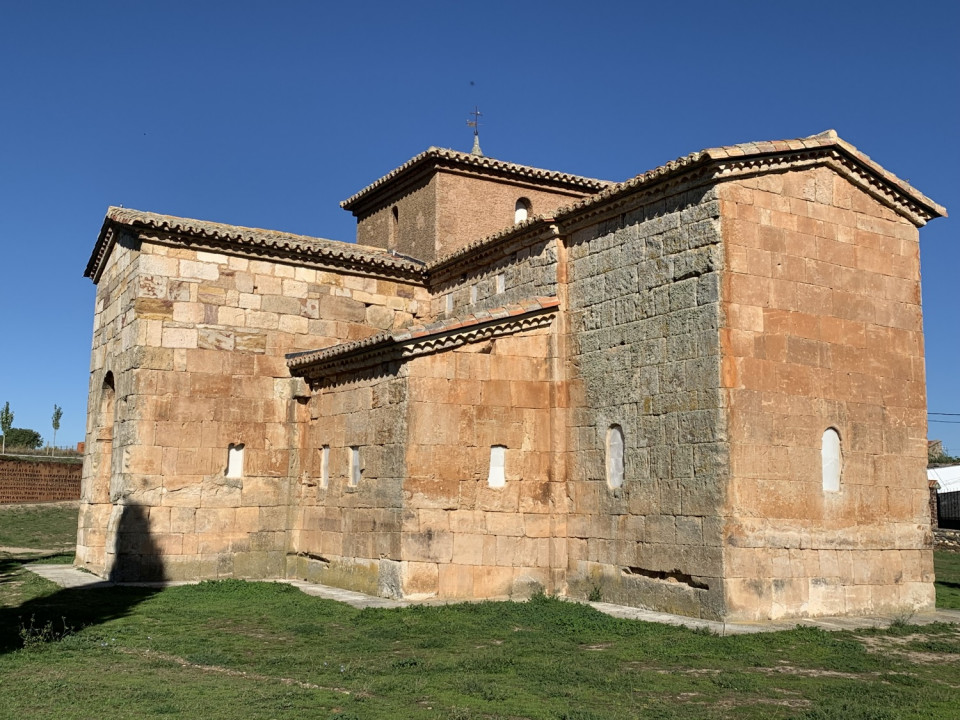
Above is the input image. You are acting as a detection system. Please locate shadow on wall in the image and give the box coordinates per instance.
[107,503,167,583]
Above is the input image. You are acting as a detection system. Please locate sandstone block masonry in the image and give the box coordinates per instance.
[78,132,946,621]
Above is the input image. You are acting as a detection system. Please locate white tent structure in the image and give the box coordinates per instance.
[929,465,960,494]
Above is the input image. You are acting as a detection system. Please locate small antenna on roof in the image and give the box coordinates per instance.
[467,106,483,156]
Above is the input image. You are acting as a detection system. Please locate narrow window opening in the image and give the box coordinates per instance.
[389,205,399,248]
[822,428,842,492]
[94,372,116,502]
[514,197,531,224]
[488,445,507,488]
[320,445,330,489]
[606,425,624,489]
[226,443,245,479]
[349,446,361,487]
[495,273,505,294]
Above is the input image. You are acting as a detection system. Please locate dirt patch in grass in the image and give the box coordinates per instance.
[115,646,348,692]
[857,627,960,664]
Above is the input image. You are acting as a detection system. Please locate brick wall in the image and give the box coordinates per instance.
[0,457,82,504]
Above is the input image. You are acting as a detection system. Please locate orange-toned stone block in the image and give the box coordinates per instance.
[438,564,474,598]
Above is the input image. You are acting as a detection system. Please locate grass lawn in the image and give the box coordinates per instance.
[0,502,80,549]
[0,503,958,719]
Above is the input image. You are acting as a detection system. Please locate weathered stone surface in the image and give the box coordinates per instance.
[77,136,940,623]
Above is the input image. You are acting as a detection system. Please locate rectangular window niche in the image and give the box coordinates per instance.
[226,443,245,479]
[488,445,506,488]
[320,445,330,489]
[349,446,361,487]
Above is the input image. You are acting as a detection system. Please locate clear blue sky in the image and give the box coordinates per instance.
[0,1,957,452]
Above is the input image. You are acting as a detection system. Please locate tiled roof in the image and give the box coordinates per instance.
[340,147,612,211]
[85,207,427,283]
[287,296,560,376]
[426,213,558,276]
[553,129,947,227]
[424,130,947,278]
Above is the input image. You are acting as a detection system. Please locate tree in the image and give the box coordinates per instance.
[0,402,12,455]
[2,428,42,450]
[51,404,62,454]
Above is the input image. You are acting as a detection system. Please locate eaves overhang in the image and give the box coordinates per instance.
[551,130,947,231]
[287,296,560,385]
[340,147,612,216]
[84,207,428,284]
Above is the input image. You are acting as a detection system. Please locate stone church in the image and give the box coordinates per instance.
[77,130,946,622]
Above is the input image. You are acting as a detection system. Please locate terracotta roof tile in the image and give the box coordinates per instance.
[549,129,946,229]
[425,130,946,278]
[340,147,612,211]
[86,207,427,283]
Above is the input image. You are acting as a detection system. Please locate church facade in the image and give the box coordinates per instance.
[77,131,946,621]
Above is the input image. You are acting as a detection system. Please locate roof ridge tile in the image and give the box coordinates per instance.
[341,147,612,210]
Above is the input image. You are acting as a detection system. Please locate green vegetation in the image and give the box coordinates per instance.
[50,405,62,453]
[0,450,83,464]
[929,446,960,466]
[0,428,43,450]
[0,502,79,549]
[935,551,960,610]
[0,401,12,454]
[0,505,958,719]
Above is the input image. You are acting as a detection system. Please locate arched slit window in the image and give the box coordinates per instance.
[821,428,842,492]
[514,197,531,224]
[99,372,115,442]
[606,425,624,489]
[94,372,116,502]
[390,206,399,247]
[226,443,245,478]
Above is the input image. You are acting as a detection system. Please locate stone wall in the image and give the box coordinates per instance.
[77,235,427,581]
[355,170,588,263]
[431,235,559,319]
[289,366,410,596]
[564,187,728,618]
[934,528,960,551]
[719,166,933,620]
[0,458,82,504]
[77,230,143,573]
[292,321,563,601]
[400,326,563,599]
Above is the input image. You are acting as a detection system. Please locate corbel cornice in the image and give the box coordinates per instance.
[288,297,559,387]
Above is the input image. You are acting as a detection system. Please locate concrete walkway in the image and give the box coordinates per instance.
[586,600,960,635]
[26,563,114,590]
[24,563,960,634]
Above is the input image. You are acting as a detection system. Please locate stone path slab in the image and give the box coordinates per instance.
[589,601,960,635]
[26,563,113,590]
[24,563,960,634]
